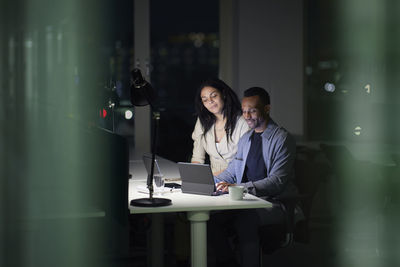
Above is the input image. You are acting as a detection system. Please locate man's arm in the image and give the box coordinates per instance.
[214,133,248,185]
[213,156,238,185]
[214,162,238,192]
[241,131,296,197]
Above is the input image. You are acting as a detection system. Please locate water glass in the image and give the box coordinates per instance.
[153,174,165,195]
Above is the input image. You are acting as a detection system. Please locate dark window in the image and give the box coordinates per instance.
[150,0,219,162]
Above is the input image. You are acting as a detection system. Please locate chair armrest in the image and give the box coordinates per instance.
[265,197,296,234]
[267,193,310,203]
[266,193,309,232]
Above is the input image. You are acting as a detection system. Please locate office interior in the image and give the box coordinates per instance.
[1,0,399,266]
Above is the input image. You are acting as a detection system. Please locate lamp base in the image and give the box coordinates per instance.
[130,197,172,207]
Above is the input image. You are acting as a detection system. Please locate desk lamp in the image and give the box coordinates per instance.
[129,69,172,207]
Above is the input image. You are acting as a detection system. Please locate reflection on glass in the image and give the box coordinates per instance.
[150,0,219,162]
[1,1,132,266]
[306,0,400,266]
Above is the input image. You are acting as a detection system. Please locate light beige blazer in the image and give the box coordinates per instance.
[191,116,250,174]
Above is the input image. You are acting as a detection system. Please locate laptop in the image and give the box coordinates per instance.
[142,154,181,188]
[142,154,162,176]
[177,162,216,195]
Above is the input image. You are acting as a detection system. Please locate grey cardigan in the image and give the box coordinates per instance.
[215,119,297,198]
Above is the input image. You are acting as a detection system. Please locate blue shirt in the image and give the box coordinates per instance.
[215,119,297,198]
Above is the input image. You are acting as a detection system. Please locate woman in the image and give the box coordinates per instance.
[191,78,250,175]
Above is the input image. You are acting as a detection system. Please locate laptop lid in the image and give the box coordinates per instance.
[142,154,162,175]
[177,162,215,195]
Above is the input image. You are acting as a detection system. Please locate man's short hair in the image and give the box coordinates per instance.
[243,87,270,106]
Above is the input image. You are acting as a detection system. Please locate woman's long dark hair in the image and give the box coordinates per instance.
[194,78,242,141]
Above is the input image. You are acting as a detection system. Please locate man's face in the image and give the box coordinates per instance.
[241,95,270,132]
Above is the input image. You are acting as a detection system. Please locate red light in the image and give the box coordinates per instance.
[100,108,107,118]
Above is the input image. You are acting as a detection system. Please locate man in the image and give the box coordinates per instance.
[210,87,298,267]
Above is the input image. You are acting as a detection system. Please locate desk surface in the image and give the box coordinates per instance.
[129,180,272,214]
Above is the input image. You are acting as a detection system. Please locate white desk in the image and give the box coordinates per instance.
[128,180,272,267]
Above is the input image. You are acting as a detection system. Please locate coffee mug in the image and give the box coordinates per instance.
[229,185,247,200]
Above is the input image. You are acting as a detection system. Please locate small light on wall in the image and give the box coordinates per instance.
[324,82,335,92]
[354,126,362,136]
[125,110,133,120]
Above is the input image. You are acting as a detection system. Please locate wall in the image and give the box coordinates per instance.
[223,0,304,138]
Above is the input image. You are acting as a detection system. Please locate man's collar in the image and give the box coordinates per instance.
[247,118,277,141]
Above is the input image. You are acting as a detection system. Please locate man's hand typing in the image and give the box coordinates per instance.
[215,181,235,192]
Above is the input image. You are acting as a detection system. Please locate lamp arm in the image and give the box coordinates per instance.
[147,110,160,200]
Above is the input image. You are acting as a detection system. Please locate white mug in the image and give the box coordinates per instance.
[229,185,246,200]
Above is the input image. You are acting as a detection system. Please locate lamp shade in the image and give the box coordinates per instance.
[130,69,156,107]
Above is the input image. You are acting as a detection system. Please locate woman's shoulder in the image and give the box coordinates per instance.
[192,117,204,136]
[229,115,250,140]
[235,116,250,130]
[236,115,246,124]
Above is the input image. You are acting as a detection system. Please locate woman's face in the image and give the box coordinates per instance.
[200,86,224,115]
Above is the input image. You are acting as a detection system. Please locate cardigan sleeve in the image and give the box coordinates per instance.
[191,118,206,164]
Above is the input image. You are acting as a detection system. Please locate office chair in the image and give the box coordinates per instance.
[259,145,330,257]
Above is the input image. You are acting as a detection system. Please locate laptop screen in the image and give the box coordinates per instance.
[142,154,162,175]
[178,162,216,195]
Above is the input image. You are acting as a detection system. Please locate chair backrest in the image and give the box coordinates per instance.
[295,147,324,210]
[260,145,330,254]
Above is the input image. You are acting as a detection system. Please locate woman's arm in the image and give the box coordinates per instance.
[191,118,206,164]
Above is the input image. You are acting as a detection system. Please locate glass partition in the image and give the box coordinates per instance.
[0,0,132,266]
[150,0,219,162]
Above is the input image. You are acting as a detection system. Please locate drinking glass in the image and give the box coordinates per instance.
[153,174,165,195]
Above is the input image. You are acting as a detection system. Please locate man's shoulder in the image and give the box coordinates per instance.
[274,126,294,142]
[274,125,291,138]
[265,120,295,144]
